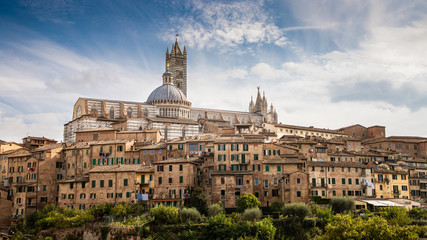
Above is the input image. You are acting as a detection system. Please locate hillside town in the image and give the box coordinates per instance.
[1,41,427,230]
[1,122,427,225]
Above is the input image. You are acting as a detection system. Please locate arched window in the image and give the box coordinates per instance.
[76,106,82,118]
[127,107,132,118]
[110,107,115,119]
[90,105,97,117]
[182,127,186,137]
[143,108,148,117]
[197,114,202,120]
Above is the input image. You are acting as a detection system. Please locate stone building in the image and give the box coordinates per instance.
[373,164,409,199]
[308,161,374,198]
[64,40,278,142]
[152,157,198,207]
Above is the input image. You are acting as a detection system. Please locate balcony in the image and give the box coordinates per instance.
[311,183,316,187]
[26,192,36,198]
[393,190,401,195]
[236,185,243,189]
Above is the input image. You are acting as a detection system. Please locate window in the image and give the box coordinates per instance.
[355,179,359,185]
[231,144,239,151]
[264,180,269,188]
[277,165,281,172]
[297,191,301,197]
[254,154,259,160]
[68,194,74,199]
[80,193,86,199]
[243,144,249,151]
[348,178,352,185]
[126,192,130,198]
[179,165,183,171]
[401,175,407,180]
[332,178,336,184]
[82,182,86,189]
[254,178,259,186]
[108,180,113,187]
[169,178,173,183]
[297,178,301,184]
[392,175,397,180]
[158,177,162,184]
[100,180,104,188]
[179,176,183,183]
[124,179,128,186]
[402,185,408,191]
[265,166,269,172]
[169,165,173,171]
[92,180,96,188]
[90,193,96,199]
[272,189,279,197]
[42,185,46,191]
[342,178,346,185]
[218,144,226,151]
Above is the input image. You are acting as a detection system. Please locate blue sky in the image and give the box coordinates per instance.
[1,0,427,142]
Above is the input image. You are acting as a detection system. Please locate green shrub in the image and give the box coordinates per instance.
[270,199,285,213]
[311,204,333,229]
[381,206,411,226]
[184,187,208,215]
[111,202,131,219]
[236,193,261,213]
[409,207,427,220]
[282,203,309,220]
[330,197,354,214]
[150,205,179,224]
[253,218,276,240]
[180,207,202,223]
[241,208,262,222]
[208,202,224,217]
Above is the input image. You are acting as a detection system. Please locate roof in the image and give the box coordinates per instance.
[308,161,369,168]
[191,107,262,116]
[147,83,187,102]
[23,136,56,141]
[373,166,407,174]
[154,157,199,164]
[274,123,344,135]
[360,200,404,207]
[75,127,118,133]
[33,143,63,152]
[146,116,198,125]
[136,166,155,173]
[90,165,139,173]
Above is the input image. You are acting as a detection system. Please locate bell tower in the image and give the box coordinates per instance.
[166,35,187,96]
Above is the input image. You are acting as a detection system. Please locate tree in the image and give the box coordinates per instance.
[236,193,261,212]
[282,203,309,221]
[318,214,419,240]
[330,197,354,214]
[184,187,208,215]
[381,206,411,226]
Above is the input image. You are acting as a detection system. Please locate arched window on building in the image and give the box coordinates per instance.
[110,107,115,119]
[127,107,132,118]
[76,106,82,118]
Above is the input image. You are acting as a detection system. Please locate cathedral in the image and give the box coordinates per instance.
[64,40,278,142]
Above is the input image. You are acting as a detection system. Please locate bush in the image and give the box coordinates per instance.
[111,203,132,219]
[236,193,261,213]
[180,208,202,223]
[184,187,208,215]
[282,203,309,220]
[208,202,224,217]
[311,204,333,229]
[241,208,262,222]
[150,205,179,224]
[330,197,354,214]
[270,199,285,213]
[381,206,411,226]
[253,218,276,240]
[409,207,427,220]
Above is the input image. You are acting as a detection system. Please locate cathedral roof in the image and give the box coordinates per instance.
[147,83,187,103]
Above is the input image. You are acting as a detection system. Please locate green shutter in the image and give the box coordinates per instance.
[93,159,96,165]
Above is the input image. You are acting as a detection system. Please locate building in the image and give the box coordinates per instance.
[64,40,278,142]
[373,164,409,199]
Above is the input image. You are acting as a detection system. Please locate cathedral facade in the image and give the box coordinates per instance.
[64,40,278,142]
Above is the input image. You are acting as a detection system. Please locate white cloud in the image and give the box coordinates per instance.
[163,0,288,50]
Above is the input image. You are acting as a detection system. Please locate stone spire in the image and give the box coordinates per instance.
[249,96,255,112]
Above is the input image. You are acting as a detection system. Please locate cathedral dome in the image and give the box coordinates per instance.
[147,84,187,103]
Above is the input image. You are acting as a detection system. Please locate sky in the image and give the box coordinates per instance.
[1,0,427,143]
